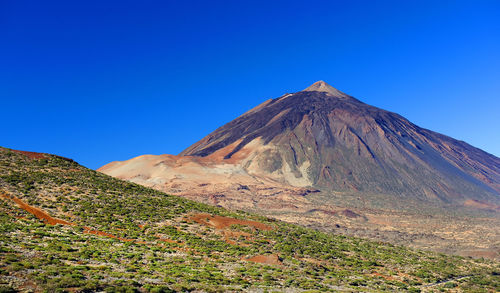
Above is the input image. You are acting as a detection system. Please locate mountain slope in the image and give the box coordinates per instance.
[1,147,499,292]
[180,81,499,203]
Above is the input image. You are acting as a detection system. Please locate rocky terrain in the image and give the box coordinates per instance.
[1,147,499,292]
[99,81,500,259]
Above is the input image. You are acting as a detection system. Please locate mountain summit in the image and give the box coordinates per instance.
[302,80,349,97]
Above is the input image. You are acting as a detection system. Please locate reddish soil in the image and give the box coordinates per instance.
[1,192,147,244]
[243,254,281,265]
[11,150,47,159]
[189,213,272,246]
[224,238,237,245]
[3,193,281,265]
[83,228,135,242]
[189,213,272,230]
[370,270,417,284]
[222,230,252,246]
[1,193,73,226]
[371,271,397,281]
[158,238,179,244]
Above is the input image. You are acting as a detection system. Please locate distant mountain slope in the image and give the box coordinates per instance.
[180,81,500,203]
[1,147,499,292]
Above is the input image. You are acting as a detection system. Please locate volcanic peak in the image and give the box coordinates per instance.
[302,80,348,98]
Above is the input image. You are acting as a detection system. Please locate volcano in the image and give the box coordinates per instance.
[182,81,499,201]
[101,80,500,206]
[99,81,500,256]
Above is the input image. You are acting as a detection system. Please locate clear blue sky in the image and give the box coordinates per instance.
[1,0,499,169]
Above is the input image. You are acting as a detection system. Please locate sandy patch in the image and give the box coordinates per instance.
[243,254,281,265]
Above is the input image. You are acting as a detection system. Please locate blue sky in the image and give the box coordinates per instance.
[1,0,499,169]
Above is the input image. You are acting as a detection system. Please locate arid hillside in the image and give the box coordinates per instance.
[1,147,499,292]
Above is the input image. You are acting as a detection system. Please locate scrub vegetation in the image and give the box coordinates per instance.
[0,147,498,292]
